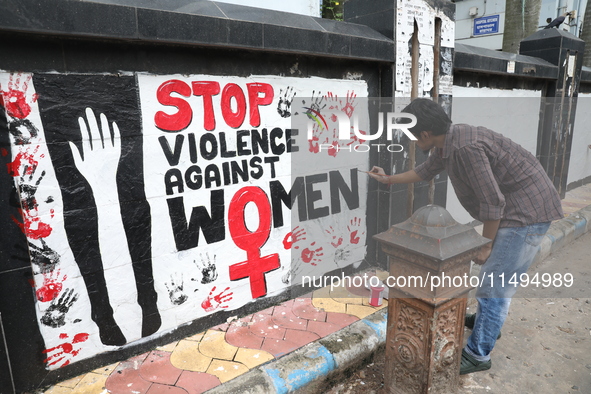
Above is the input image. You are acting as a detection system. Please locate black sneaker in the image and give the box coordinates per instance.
[464,313,501,339]
[460,349,491,375]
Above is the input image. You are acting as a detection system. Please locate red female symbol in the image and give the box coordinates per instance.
[228,187,280,299]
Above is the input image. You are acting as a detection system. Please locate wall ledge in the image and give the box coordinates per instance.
[0,0,395,62]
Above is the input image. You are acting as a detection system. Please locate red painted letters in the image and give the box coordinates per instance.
[154,80,193,132]
[155,80,274,132]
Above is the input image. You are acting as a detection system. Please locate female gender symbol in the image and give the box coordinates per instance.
[228,186,280,299]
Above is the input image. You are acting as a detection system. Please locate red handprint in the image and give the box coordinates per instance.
[6,145,40,177]
[301,242,324,266]
[308,130,321,154]
[347,217,365,245]
[0,73,38,119]
[201,286,233,312]
[12,207,52,240]
[325,226,343,248]
[283,226,307,249]
[325,91,341,110]
[36,269,67,302]
[342,90,357,118]
[43,332,89,368]
[324,91,357,118]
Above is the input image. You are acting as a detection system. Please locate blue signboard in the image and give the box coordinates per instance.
[473,14,500,36]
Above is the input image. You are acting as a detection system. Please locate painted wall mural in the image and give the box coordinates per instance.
[0,71,369,369]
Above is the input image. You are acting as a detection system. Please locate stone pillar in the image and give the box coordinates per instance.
[373,205,490,394]
[519,29,585,197]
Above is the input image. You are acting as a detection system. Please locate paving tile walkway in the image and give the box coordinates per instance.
[43,271,389,394]
[41,183,591,394]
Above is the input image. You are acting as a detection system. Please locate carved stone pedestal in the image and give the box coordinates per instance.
[373,205,490,394]
[385,296,467,393]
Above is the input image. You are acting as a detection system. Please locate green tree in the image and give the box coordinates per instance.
[322,0,345,20]
[502,0,543,53]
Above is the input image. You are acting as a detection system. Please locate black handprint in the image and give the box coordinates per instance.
[308,90,326,113]
[27,239,61,274]
[281,259,305,285]
[165,273,188,305]
[277,87,296,118]
[40,288,79,328]
[19,165,46,211]
[195,253,218,284]
[334,246,352,266]
[8,118,39,145]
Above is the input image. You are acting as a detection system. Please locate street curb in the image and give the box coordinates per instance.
[205,309,387,394]
[536,206,591,264]
[206,206,591,393]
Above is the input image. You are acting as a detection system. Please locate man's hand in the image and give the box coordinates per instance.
[368,166,391,184]
[474,244,492,265]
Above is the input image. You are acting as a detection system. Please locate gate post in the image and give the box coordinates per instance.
[519,29,585,197]
[373,205,490,393]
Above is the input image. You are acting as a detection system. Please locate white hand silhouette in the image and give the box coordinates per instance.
[68,107,142,339]
[69,108,121,199]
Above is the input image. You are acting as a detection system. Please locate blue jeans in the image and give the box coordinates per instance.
[465,222,551,361]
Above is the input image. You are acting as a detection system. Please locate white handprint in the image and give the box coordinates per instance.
[69,108,121,203]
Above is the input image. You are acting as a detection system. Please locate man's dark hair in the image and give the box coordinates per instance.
[401,98,451,137]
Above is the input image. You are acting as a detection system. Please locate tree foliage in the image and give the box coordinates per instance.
[322,0,345,21]
[502,0,542,53]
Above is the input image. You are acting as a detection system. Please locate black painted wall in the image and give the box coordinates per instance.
[0,1,402,391]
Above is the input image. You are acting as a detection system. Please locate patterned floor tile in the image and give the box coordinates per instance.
[326,311,360,328]
[292,297,327,321]
[105,366,152,394]
[210,322,229,332]
[44,386,72,394]
[55,375,83,388]
[91,362,119,376]
[184,332,205,342]
[345,303,381,319]
[156,341,179,352]
[306,320,343,338]
[329,285,364,305]
[206,359,249,383]
[175,370,221,394]
[170,340,212,372]
[312,296,347,314]
[283,328,320,348]
[225,324,264,350]
[145,383,188,394]
[139,351,183,385]
[278,298,296,308]
[70,373,108,394]
[271,305,308,330]
[199,330,239,360]
[249,314,287,339]
[234,347,275,369]
[260,337,300,358]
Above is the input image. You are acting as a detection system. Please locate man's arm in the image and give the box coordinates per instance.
[475,219,500,264]
[368,167,423,184]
